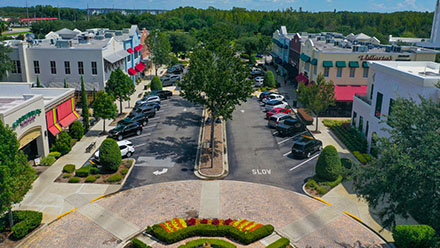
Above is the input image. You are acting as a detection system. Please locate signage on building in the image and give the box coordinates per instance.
[12,109,41,129]
[358,55,393,61]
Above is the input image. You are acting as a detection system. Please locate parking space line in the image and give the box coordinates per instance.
[144,124,157,128]
[277,131,308,145]
[289,153,320,171]
[283,151,292,156]
[149,117,160,121]
[134,142,148,148]
[272,131,278,135]
[127,132,151,140]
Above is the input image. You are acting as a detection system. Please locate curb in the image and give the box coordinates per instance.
[119,158,136,187]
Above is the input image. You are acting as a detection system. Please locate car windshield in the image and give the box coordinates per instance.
[114,125,125,131]
[269,110,277,114]
[293,143,305,150]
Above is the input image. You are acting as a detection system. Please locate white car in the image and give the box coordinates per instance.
[255,76,264,87]
[94,140,135,160]
[136,95,160,106]
[265,100,289,112]
[263,93,284,104]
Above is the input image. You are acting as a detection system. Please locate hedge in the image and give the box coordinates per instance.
[178,238,236,248]
[120,168,129,175]
[330,125,368,153]
[9,210,42,240]
[147,223,274,245]
[151,76,163,91]
[63,173,71,178]
[75,166,92,177]
[266,237,290,248]
[315,145,342,181]
[322,119,350,127]
[51,132,72,155]
[341,158,354,169]
[48,151,61,158]
[393,225,437,248]
[40,156,56,166]
[106,174,122,182]
[131,238,151,248]
[63,164,76,173]
[68,177,81,183]
[85,175,97,183]
[99,138,122,172]
[297,108,313,125]
[69,120,84,140]
[90,167,100,175]
[353,151,367,164]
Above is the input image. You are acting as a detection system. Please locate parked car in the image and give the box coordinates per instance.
[162,74,181,86]
[109,122,143,141]
[263,94,284,104]
[291,136,323,158]
[276,119,304,137]
[167,64,184,74]
[268,113,296,128]
[150,90,173,100]
[118,112,149,126]
[94,140,135,160]
[132,105,156,118]
[265,100,289,112]
[259,91,276,101]
[266,107,291,119]
[136,95,160,106]
[255,76,264,87]
[250,70,265,77]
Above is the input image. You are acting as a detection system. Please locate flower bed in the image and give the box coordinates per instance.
[297,108,313,125]
[178,238,236,248]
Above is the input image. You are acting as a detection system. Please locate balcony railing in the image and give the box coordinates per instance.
[354,93,371,105]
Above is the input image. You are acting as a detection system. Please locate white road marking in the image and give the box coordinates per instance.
[128,132,151,140]
[134,142,148,148]
[184,108,187,111]
[289,153,320,171]
[272,131,279,135]
[277,131,308,144]
[144,124,157,128]
[283,151,292,156]
[241,109,245,113]
[153,168,168,175]
[149,117,160,121]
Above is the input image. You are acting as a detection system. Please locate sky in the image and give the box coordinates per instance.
[0,0,437,12]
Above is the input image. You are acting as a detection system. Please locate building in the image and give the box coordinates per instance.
[87,8,167,16]
[0,83,78,160]
[2,25,145,92]
[270,26,296,80]
[297,33,438,116]
[351,61,440,151]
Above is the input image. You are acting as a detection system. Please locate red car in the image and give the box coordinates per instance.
[266,108,291,119]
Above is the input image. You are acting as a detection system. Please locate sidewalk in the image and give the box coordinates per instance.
[15,66,168,223]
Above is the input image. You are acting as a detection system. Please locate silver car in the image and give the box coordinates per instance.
[265,100,289,112]
[268,113,296,128]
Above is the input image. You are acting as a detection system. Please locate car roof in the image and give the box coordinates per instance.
[267,100,283,104]
[295,136,316,144]
[272,113,289,118]
[117,140,132,146]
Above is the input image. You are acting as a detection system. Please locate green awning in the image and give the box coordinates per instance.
[300,53,310,62]
[336,61,347,67]
[322,61,333,67]
[349,61,359,68]
[362,61,369,68]
[310,58,318,65]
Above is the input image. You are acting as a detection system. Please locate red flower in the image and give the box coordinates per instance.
[186,218,196,226]
[224,219,233,225]
[201,219,208,224]
[212,219,220,225]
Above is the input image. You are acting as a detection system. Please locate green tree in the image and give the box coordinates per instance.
[235,35,259,57]
[80,76,89,130]
[63,79,68,88]
[179,43,253,168]
[151,76,163,91]
[69,120,84,140]
[105,68,135,114]
[167,31,196,56]
[92,91,117,133]
[315,145,341,181]
[264,71,276,87]
[0,42,12,80]
[354,96,440,231]
[51,132,72,155]
[99,138,122,172]
[36,76,42,88]
[147,30,171,75]
[297,74,336,131]
[0,120,36,228]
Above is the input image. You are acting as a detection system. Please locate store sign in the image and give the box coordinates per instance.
[358,55,393,61]
[12,109,41,129]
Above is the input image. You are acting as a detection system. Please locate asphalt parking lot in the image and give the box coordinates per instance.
[226,95,319,193]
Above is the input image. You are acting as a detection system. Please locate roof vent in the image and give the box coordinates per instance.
[94,35,104,40]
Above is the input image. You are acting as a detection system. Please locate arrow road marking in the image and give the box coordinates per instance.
[289,153,320,171]
[153,168,168,175]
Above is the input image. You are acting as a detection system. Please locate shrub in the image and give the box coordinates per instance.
[393,225,437,248]
[106,174,122,182]
[315,145,342,181]
[95,174,101,178]
[341,158,354,169]
[151,76,163,91]
[63,164,75,173]
[131,238,151,248]
[51,132,72,155]
[240,53,250,59]
[63,173,71,178]
[297,108,313,125]
[179,238,236,248]
[48,151,61,158]
[85,175,97,183]
[329,124,368,153]
[316,185,330,195]
[120,168,129,175]
[322,119,350,127]
[306,179,318,190]
[266,237,290,248]
[40,156,56,166]
[75,166,92,177]
[353,151,367,164]
[10,210,42,240]
[90,167,100,175]
[99,138,122,172]
[363,153,373,162]
[264,71,276,88]
[69,121,84,140]
[68,177,81,183]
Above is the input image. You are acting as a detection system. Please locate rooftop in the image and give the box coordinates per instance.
[372,61,440,79]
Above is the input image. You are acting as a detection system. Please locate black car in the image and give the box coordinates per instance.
[259,91,276,101]
[276,119,304,137]
[250,70,265,78]
[118,113,149,127]
[109,122,143,141]
[132,104,157,118]
[151,90,173,100]
[291,136,323,158]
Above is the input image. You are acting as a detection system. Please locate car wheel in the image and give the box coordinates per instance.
[126,152,132,157]
[136,129,141,136]
[117,135,123,141]
[307,152,311,158]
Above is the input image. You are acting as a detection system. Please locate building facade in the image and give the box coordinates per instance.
[270,26,295,79]
[351,61,440,151]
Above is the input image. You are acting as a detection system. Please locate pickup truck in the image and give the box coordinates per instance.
[276,119,304,137]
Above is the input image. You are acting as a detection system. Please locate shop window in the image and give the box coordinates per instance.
[33,60,40,74]
[387,98,395,127]
[365,121,369,136]
[64,61,70,74]
[337,67,342,78]
[78,61,84,75]
[363,67,369,78]
[50,61,56,74]
[350,68,355,78]
[92,61,97,75]
[374,92,383,119]
[12,60,21,73]
[324,67,330,77]
[305,62,310,72]
[358,116,363,132]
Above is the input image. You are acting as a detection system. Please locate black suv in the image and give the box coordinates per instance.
[150,90,173,100]
[276,119,304,137]
[291,136,323,158]
[132,104,156,118]
[109,122,143,141]
[118,113,149,127]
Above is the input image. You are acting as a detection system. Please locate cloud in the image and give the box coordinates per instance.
[397,0,417,9]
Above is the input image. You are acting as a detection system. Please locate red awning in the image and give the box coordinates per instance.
[128,68,137,75]
[135,62,146,72]
[127,48,134,54]
[46,109,61,136]
[334,85,367,101]
[296,73,309,84]
[134,44,143,52]
[57,98,79,127]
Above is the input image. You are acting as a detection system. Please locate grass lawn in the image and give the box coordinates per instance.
[2,31,30,37]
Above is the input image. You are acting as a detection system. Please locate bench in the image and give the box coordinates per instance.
[85,142,96,153]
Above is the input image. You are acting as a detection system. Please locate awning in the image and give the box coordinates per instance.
[104,50,130,64]
[127,48,134,54]
[128,68,137,75]
[135,62,146,72]
[323,61,333,67]
[334,85,367,101]
[57,98,79,127]
[296,73,309,84]
[310,58,318,65]
[349,61,360,68]
[362,61,369,68]
[46,109,61,136]
[300,53,310,62]
[336,61,347,67]
[134,44,143,52]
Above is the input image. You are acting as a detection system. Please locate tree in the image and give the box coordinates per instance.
[151,76,163,91]
[297,74,336,132]
[179,44,253,168]
[63,79,68,88]
[69,120,84,140]
[99,138,122,172]
[80,76,89,130]
[0,42,12,80]
[36,76,42,88]
[51,132,72,155]
[264,71,276,87]
[0,120,36,228]
[92,91,117,133]
[235,35,259,57]
[315,145,341,181]
[105,68,135,114]
[146,30,171,75]
[167,31,196,56]
[354,96,440,231]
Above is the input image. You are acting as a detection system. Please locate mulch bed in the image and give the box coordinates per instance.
[54,159,133,184]
[109,113,128,126]
[199,122,224,176]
